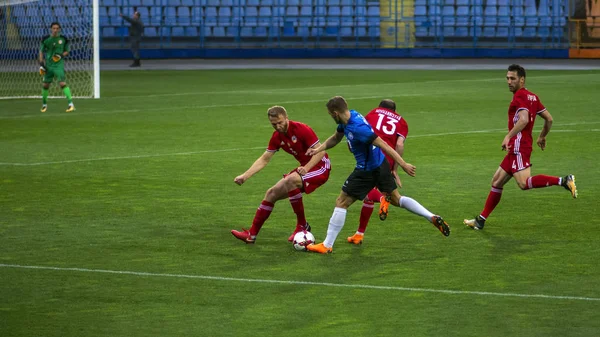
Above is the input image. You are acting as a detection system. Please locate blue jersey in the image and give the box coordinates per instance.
[337,110,385,171]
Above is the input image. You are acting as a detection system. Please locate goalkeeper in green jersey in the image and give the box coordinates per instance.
[38,22,74,113]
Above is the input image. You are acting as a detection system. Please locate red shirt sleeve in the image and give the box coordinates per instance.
[267,132,280,152]
[535,95,546,114]
[397,118,408,139]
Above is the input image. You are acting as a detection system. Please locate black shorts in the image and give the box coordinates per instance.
[342,160,397,200]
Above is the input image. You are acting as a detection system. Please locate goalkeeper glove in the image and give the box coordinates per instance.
[39,61,46,76]
[52,54,62,62]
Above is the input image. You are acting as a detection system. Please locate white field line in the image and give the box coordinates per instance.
[0,94,421,120]
[1,124,598,166]
[1,263,598,302]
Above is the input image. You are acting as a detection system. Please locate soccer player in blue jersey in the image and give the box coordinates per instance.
[305,96,450,254]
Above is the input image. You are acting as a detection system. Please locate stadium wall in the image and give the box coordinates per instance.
[100,48,569,58]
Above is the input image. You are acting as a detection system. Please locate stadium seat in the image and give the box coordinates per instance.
[172,26,185,37]
[483,26,495,37]
[496,27,509,37]
[455,27,468,37]
[218,7,232,26]
[497,6,510,26]
[525,4,538,27]
[483,5,497,26]
[340,27,353,36]
[240,27,254,37]
[144,26,157,36]
[213,26,226,37]
[181,0,194,5]
[164,7,177,25]
[178,7,191,26]
[185,27,198,37]
[523,27,536,37]
[455,6,469,26]
[205,7,218,26]
[103,27,116,37]
[443,26,455,37]
[142,0,154,5]
[442,6,455,26]
[128,0,142,6]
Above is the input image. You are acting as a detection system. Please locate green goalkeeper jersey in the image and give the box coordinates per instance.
[40,34,70,68]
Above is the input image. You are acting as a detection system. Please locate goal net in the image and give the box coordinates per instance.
[0,0,99,99]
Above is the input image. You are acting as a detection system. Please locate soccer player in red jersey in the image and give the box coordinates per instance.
[347,99,409,245]
[231,106,331,243]
[464,64,577,230]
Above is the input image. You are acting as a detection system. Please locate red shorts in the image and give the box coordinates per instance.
[285,157,331,194]
[500,150,532,175]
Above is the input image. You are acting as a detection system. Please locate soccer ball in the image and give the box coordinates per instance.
[292,230,315,251]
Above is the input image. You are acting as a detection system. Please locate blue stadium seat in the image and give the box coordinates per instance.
[367,6,379,17]
[341,6,353,16]
[340,27,353,36]
[455,26,468,36]
[137,7,149,17]
[442,6,455,26]
[497,6,509,26]
[172,26,185,36]
[286,6,299,17]
[226,26,239,37]
[103,27,116,37]
[170,0,182,5]
[218,7,232,26]
[142,0,154,5]
[240,27,253,36]
[221,0,234,6]
[246,0,259,5]
[538,26,550,38]
[469,26,482,37]
[523,27,536,37]
[443,26,455,36]
[415,26,428,37]
[551,27,564,39]
[511,6,524,26]
[525,4,538,27]
[496,27,509,37]
[297,26,310,37]
[483,26,495,37]
[185,27,198,36]
[144,27,157,36]
[205,7,218,26]
[245,7,258,26]
[455,0,468,5]
[103,0,116,5]
[164,7,177,25]
[212,26,226,37]
[192,7,203,24]
[128,0,142,6]
[355,27,366,36]
[178,7,191,25]
[181,0,194,4]
[484,5,497,26]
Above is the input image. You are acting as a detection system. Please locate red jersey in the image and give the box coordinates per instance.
[508,88,546,154]
[365,107,408,167]
[267,120,328,166]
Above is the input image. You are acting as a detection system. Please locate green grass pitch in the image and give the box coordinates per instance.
[1,69,599,337]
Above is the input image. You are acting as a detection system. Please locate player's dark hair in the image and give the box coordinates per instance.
[326,96,348,114]
[267,106,287,118]
[50,22,61,28]
[508,64,526,78]
[379,99,396,111]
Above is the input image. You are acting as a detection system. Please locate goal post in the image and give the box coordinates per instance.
[0,0,100,99]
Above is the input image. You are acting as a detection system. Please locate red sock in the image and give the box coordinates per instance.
[288,188,306,231]
[249,200,274,236]
[357,201,375,233]
[525,175,560,189]
[366,189,383,203]
[480,186,503,219]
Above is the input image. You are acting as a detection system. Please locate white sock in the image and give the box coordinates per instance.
[323,207,347,248]
[399,196,435,222]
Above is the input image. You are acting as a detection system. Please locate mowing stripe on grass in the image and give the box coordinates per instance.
[1,124,598,166]
[0,94,420,119]
[1,263,598,302]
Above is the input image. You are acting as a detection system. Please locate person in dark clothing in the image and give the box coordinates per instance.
[119,11,143,67]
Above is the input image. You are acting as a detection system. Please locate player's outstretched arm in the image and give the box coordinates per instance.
[373,137,415,177]
[234,151,275,185]
[536,110,553,151]
[298,141,326,175]
[306,132,343,156]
